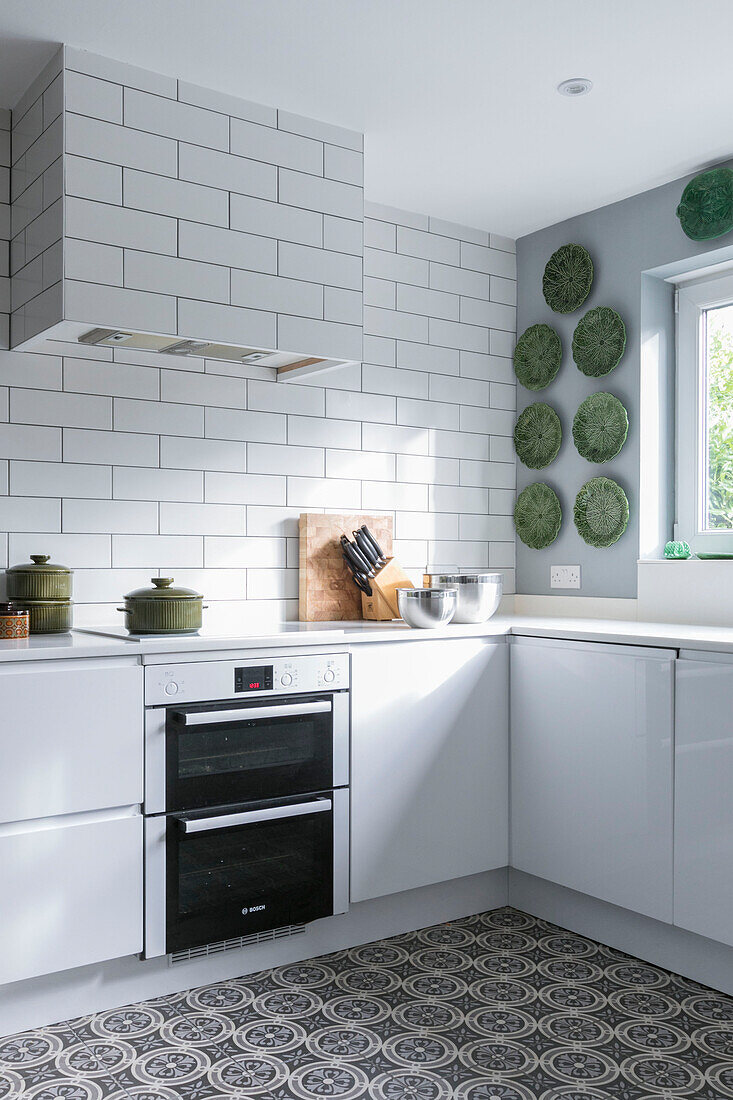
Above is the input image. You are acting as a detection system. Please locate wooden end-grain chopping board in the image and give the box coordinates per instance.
[299,513,393,621]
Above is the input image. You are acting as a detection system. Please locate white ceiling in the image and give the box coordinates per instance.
[1,0,732,239]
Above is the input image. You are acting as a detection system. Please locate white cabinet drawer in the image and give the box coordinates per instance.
[0,659,143,823]
[0,810,143,984]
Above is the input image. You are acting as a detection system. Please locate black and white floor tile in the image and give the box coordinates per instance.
[2,907,733,1099]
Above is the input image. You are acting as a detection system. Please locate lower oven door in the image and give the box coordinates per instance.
[146,789,348,957]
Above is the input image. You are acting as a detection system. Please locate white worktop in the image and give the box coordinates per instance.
[1,613,733,663]
[506,614,733,654]
[0,618,508,663]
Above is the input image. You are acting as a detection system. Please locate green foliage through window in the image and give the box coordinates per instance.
[705,306,733,529]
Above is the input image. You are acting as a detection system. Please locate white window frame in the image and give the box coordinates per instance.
[676,270,733,552]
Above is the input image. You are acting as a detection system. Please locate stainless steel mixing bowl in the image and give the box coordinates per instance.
[397,587,457,629]
[426,572,503,624]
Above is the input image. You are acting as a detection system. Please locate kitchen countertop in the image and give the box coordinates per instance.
[1,613,733,663]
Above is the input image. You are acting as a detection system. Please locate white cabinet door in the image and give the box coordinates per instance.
[350,638,508,903]
[0,658,142,824]
[675,655,733,945]
[511,636,674,922]
[0,811,143,984]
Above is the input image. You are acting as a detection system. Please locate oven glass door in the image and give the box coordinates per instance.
[166,796,333,952]
[165,693,334,812]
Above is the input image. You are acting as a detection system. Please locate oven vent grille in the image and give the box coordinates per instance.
[169,924,306,965]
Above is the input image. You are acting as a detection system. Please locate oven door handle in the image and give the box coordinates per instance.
[171,699,332,727]
[179,797,332,834]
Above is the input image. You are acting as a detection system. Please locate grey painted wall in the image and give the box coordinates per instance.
[516,160,733,598]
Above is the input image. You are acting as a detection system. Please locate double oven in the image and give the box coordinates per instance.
[143,653,349,958]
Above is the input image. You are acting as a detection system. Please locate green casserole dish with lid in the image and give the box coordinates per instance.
[118,577,206,635]
[12,599,73,634]
[7,554,73,600]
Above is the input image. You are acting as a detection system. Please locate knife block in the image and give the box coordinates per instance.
[298,513,393,621]
[361,557,415,620]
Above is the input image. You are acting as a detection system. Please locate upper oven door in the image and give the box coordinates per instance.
[157,691,348,813]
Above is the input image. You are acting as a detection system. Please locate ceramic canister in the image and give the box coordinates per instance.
[0,602,29,639]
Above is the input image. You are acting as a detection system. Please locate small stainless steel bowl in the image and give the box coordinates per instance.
[397,587,457,629]
[429,572,503,624]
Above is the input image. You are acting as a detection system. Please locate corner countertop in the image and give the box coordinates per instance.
[1,614,733,664]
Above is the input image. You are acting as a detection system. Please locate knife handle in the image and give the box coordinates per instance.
[360,525,386,565]
[353,529,379,567]
[340,535,374,577]
[342,554,372,596]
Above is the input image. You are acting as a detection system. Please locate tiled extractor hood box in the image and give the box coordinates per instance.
[10,48,363,378]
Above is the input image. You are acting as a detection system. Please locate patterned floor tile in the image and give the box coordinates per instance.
[0,1025,125,1098]
[3,907,733,1099]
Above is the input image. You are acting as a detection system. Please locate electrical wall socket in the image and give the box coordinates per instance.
[550,565,581,589]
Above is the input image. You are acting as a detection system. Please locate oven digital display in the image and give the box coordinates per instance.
[234,665,273,692]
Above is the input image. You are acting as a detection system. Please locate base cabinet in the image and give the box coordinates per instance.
[675,654,733,946]
[510,636,674,922]
[0,812,143,985]
[350,638,508,903]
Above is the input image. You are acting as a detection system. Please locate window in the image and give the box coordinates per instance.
[676,272,733,552]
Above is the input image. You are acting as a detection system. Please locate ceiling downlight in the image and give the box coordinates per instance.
[557,77,593,97]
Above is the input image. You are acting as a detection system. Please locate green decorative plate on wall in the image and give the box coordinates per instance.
[572,306,626,377]
[677,167,733,241]
[574,476,629,547]
[515,482,562,549]
[513,324,562,390]
[572,392,629,463]
[514,403,562,469]
[542,243,594,313]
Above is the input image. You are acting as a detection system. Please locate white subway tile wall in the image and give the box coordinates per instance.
[10,53,64,348]
[0,108,9,350]
[0,62,515,620]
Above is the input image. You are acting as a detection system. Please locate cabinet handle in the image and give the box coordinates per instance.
[179,798,332,834]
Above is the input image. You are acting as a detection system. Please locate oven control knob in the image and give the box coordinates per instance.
[280,672,293,687]
[323,669,335,683]
[164,681,179,696]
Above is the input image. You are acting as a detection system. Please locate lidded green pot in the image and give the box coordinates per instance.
[7,554,73,600]
[118,577,206,635]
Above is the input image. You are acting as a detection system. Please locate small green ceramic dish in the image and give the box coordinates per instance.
[514,482,562,549]
[664,540,691,560]
[696,552,733,560]
[513,324,562,390]
[514,403,562,469]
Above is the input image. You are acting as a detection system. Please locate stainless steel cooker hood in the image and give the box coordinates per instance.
[76,328,348,382]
